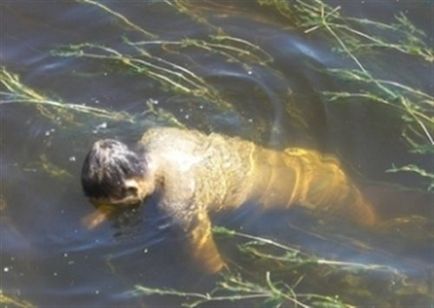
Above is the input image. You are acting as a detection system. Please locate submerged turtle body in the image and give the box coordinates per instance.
[140,127,377,272]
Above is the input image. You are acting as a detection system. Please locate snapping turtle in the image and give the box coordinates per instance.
[81,127,376,272]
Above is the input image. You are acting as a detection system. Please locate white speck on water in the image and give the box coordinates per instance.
[50,128,56,133]
[95,290,100,295]
[184,114,190,119]
[248,118,253,123]
[199,105,204,109]
[53,272,58,277]
[247,70,253,75]
[45,131,51,136]
[63,253,68,258]
[3,267,9,272]
[97,122,107,129]
[69,156,76,162]
[144,249,148,254]
[93,122,108,134]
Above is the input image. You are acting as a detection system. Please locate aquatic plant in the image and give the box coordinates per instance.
[57,2,432,306]
[78,0,157,38]
[163,0,273,66]
[4,1,432,306]
[213,227,398,273]
[57,0,272,113]
[53,42,232,110]
[142,98,187,129]
[258,0,433,62]
[133,226,428,307]
[23,154,73,179]
[0,290,35,308]
[0,66,186,131]
[257,0,434,191]
[80,0,274,68]
[127,35,273,68]
[0,67,133,124]
[134,271,350,308]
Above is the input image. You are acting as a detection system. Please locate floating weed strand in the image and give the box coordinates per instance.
[142,99,186,129]
[58,0,273,118]
[54,43,233,109]
[54,44,193,94]
[22,154,73,180]
[128,36,273,67]
[131,226,409,307]
[164,0,220,31]
[214,226,400,274]
[124,38,207,85]
[0,67,133,123]
[78,0,157,39]
[81,0,272,67]
[163,0,273,66]
[125,39,216,93]
[259,0,433,63]
[257,0,434,189]
[0,290,35,308]
[133,271,351,308]
[207,35,273,65]
[387,164,434,191]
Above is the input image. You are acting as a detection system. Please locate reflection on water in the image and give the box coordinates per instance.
[1,0,433,307]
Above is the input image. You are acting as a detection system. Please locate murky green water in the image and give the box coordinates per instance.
[1,1,433,307]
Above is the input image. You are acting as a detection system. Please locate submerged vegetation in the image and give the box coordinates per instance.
[56,0,272,112]
[3,0,431,188]
[259,0,433,62]
[133,226,431,307]
[2,0,433,307]
[0,67,133,124]
[0,290,35,308]
[134,271,350,308]
[53,42,234,110]
[257,0,434,191]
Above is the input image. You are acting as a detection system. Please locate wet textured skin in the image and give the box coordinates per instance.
[134,127,377,273]
[136,128,376,272]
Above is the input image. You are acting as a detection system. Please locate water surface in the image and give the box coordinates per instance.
[1,1,433,307]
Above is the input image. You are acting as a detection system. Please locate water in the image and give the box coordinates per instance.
[1,1,433,307]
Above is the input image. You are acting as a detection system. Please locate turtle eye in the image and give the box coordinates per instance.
[125,186,138,197]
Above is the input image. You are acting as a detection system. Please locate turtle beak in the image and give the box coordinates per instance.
[81,204,114,230]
